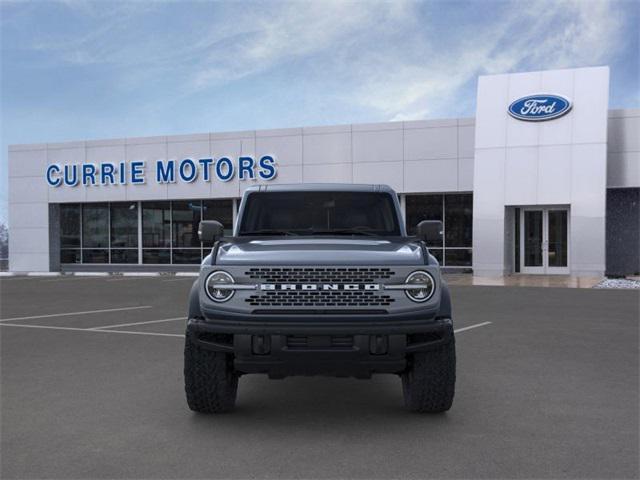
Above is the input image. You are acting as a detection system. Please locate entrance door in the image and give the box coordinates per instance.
[519,208,569,274]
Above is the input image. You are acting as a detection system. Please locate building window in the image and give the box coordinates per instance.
[55,199,249,266]
[82,203,109,263]
[142,201,171,264]
[110,202,138,264]
[60,204,81,263]
[172,200,202,264]
[405,193,473,267]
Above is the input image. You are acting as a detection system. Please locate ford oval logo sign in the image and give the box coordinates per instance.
[508,94,572,121]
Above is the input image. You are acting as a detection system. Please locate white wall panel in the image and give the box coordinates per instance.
[475,74,509,148]
[11,176,48,203]
[572,67,610,144]
[352,129,403,163]
[85,184,127,202]
[9,147,48,178]
[7,227,50,254]
[570,216,605,275]
[404,159,457,192]
[9,202,49,228]
[255,135,302,166]
[353,162,403,192]
[504,147,538,205]
[458,125,475,158]
[473,148,505,218]
[404,126,457,160]
[303,132,351,164]
[9,253,50,272]
[303,163,352,183]
[538,145,572,204]
[458,157,474,191]
[539,69,574,146]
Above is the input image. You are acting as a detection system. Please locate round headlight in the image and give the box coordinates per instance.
[405,271,435,302]
[205,271,235,302]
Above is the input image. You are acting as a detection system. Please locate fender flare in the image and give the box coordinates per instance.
[187,279,204,319]
[436,281,452,320]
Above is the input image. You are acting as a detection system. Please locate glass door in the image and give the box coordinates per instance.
[519,208,569,274]
[546,209,569,274]
[521,209,545,274]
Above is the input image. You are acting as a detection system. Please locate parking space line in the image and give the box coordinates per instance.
[0,306,152,323]
[0,323,184,338]
[454,321,492,333]
[90,317,184,330]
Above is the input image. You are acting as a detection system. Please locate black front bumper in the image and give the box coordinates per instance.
[187,316,453,378]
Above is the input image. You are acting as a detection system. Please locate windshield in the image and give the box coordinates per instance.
[238,191,401,236]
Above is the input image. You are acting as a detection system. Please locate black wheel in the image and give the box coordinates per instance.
[402,336,456,413]
[184,332,239,413]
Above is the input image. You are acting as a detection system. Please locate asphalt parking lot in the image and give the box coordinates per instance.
[1,276,638,479]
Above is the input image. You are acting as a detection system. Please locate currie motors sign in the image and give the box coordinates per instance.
[508,94,572,121]
[46,155,277,187]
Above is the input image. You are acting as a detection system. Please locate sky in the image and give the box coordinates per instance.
[1,0,638,225]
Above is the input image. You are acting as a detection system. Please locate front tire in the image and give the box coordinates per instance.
[402,336,456,413]
[184,333,239,413]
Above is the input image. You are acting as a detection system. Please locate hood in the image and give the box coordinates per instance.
[215,237,425,266]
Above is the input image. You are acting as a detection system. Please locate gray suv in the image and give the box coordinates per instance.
[185,184,455,413]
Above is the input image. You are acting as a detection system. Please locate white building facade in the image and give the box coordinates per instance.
[8,66,640,276]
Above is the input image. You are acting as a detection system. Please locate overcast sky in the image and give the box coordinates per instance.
[1,0,638,225]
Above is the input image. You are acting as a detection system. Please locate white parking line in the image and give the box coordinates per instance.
[0,306,152,323]
[454,321,492,333]
[90,317,184,330]
[0,323,184,338]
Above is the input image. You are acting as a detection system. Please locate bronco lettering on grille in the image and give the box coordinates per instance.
[260,283,381,291]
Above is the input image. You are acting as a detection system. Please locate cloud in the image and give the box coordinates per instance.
[189,1,415,91]
[3,0,632,122]
[350,0,626,121]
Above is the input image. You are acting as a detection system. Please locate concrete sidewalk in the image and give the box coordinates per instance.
[445,273,602,288]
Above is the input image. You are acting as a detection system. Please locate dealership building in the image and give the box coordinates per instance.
[7,66,640,277]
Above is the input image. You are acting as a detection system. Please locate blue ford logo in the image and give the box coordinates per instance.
[508,94,572,121]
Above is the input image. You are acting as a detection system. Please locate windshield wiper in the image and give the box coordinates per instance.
[240,229,299,236]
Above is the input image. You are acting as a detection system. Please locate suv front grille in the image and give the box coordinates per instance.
[244,267,396,308]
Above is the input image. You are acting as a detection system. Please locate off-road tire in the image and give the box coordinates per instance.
[401,336,456,413]
[184,333,238,413]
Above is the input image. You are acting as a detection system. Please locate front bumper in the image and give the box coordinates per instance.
[186,316,453,378]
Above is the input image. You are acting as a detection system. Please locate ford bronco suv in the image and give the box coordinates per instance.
[185,184,455,413]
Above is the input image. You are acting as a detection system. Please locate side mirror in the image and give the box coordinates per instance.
[416,220,443,244]
[198,220,224,243]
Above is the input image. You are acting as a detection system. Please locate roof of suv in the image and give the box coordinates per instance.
[244,183,396,193]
